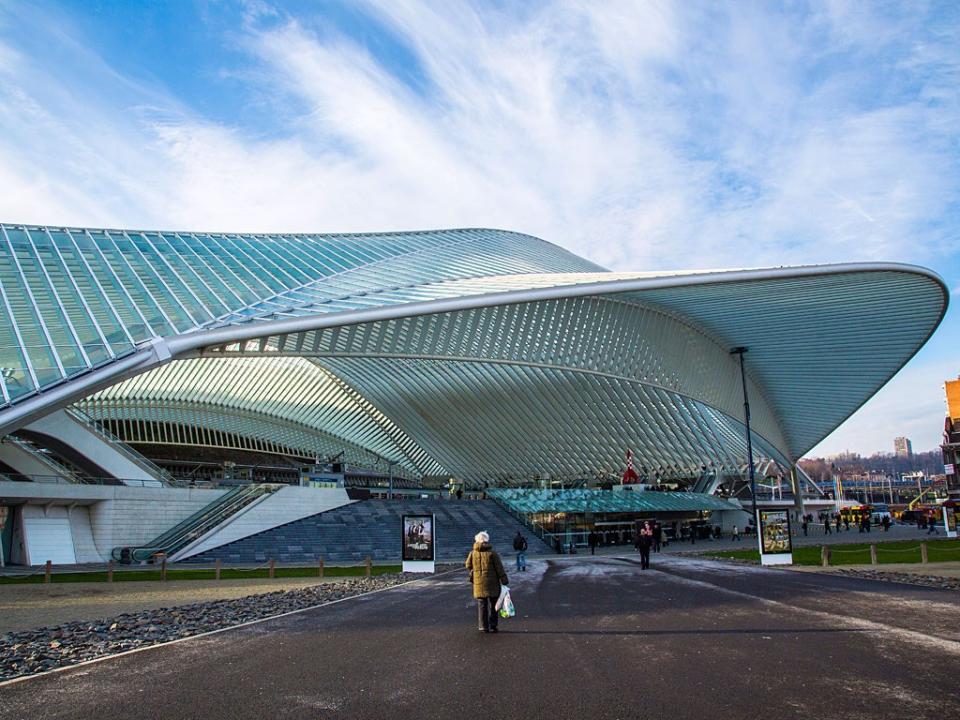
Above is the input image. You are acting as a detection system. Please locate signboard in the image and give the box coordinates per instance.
[302,477,340,489]
[945,463,955,475]
[757,509,793,566]
[944,507,957,539]
[402,514,435,573]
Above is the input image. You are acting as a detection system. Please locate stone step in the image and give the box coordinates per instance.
[185,499,551,564]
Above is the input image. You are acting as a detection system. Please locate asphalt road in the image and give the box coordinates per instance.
[2,554,958,720]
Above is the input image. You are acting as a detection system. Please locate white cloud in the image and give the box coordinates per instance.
[0,0,956,454]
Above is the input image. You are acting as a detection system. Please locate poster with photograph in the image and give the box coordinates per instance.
[759,509,792,555]
[945,507,957,534]
[402,514,435,561]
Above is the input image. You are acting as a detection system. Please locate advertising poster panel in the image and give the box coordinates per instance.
[402,514,435,563]
[758,509,793,565]
[944,507,957,538]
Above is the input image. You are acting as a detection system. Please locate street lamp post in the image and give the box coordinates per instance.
[730,347,758,529]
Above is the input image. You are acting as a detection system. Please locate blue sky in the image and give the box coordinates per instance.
[0,0,957,456]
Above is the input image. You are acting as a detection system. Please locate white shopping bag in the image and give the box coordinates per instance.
[495,584,508,610]
[496,586,516,618]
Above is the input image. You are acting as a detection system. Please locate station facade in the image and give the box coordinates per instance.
[0,224,949,564]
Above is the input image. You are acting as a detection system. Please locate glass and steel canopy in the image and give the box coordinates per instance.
[0,223,948,484]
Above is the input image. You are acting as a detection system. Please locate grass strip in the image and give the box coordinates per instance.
[699,538,960,566]
[0,564,402,585]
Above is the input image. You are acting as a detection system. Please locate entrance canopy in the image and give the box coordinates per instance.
[488,488,742,514]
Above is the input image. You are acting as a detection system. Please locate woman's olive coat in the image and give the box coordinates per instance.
[465,541,508,599]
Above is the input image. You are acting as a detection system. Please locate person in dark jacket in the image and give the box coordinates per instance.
[466,531,509,633]
[638,521,653,569]
[513,531,528,571]
[588,530,599,555]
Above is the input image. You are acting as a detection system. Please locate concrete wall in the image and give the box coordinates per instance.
[25,410,160,483]
[67,505,102,563]
[174,486,354,561]
[88,487,229,558]
[0,481,228,563]
[0,440,72,480]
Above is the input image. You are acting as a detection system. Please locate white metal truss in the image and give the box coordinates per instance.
[0,223,948,486]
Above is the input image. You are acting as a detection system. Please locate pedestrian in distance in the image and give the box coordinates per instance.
[588,530,599,555]
[638,521,653,569]
[653,522,662,553]
[513,531,528,571]
[824,517,832,535]
[466,531,509,634]
[802,519,808,536]
[732,524,740,542]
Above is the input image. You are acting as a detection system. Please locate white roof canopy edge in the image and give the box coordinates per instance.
[0,262,947,454]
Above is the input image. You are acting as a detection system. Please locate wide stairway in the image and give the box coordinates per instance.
[184,499,553,564]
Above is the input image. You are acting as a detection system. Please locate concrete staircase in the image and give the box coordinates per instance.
[184,499,553,564]
[172,486,354,561]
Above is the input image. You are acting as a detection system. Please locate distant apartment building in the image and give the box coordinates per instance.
[894,436,913,458]
[943,378,960,497]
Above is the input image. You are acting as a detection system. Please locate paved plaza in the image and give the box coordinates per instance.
[1,554,958,719]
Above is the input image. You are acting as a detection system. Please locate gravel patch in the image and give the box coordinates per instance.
[829,568,960,591]
[0,577,349,634]
[0,574,422,683]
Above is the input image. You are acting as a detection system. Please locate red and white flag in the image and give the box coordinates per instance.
[622,448,639,484]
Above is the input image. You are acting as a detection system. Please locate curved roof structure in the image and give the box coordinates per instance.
[0,223,948,484]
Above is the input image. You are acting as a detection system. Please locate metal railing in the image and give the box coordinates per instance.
[0,472,176,487]
[112,483,283,563]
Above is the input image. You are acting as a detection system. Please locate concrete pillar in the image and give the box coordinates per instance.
[791,466,806,519]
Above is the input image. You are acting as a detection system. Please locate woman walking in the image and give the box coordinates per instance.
[466,531,509,633]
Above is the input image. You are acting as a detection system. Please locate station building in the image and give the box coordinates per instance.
[0,224,948,565]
